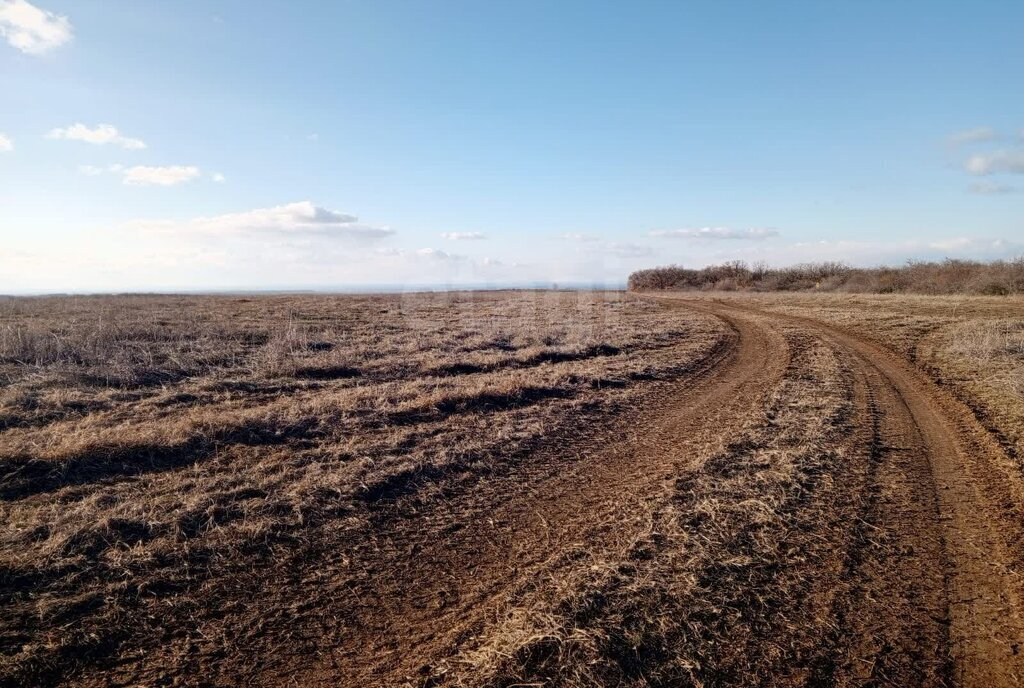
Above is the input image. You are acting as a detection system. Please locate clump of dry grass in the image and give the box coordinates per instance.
[935,318,1024,456]
[944,318,1024,367]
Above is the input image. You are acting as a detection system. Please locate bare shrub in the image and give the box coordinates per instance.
[628,258,1024,295]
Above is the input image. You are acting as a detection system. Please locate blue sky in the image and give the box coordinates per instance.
[1,0,1022,292]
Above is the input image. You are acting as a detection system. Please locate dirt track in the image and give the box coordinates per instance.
[690,298,1024,687]
[77,297,1024,687]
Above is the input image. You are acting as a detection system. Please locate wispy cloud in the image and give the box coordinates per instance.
[47,123,146,150]
[0,133,11,151]
[947,126,997,146]
[76,163,219,187]
[0,0,71,54]
[964,150,1024,175]
[967,181,1017,195]
[650,227,780,240]
[440,231,486,240]
[129,201,394,240]
[122,165,201,186]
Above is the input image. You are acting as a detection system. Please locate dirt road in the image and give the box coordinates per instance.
[687,298,1024,687]
[82,297,1024,687]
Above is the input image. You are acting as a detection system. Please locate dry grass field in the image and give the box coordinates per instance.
[0,291,728,686]
[2,289,1024,686]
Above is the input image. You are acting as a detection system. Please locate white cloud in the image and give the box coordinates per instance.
[947,127,997,146]
[130,201,394,239]
[306,133,319,141]
[47,123,146,150]
[122,165,201,186]
[77,163,211,186]
[0,0,71,54]
[440,231,486,240]
[0,133,11,151]
[967,181,1017,195]
[650,227,780,240]
[211,172,226,183]
[964,150,1024,175]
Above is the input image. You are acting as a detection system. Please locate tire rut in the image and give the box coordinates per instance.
[811,345,951,685]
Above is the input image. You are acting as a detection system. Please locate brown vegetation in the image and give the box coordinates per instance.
[3,289,1024,686]
[0,291,727,686]
[628,258,1024,294]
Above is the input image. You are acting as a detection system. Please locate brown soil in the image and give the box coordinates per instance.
[4,293,1024,686]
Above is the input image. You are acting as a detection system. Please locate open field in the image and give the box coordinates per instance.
[3,290,1024,686]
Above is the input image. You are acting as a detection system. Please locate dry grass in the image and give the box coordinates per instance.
[943,318,1024,397]
[449,330,860,686]
[4,289,1018,686]
[0,291,727,687]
